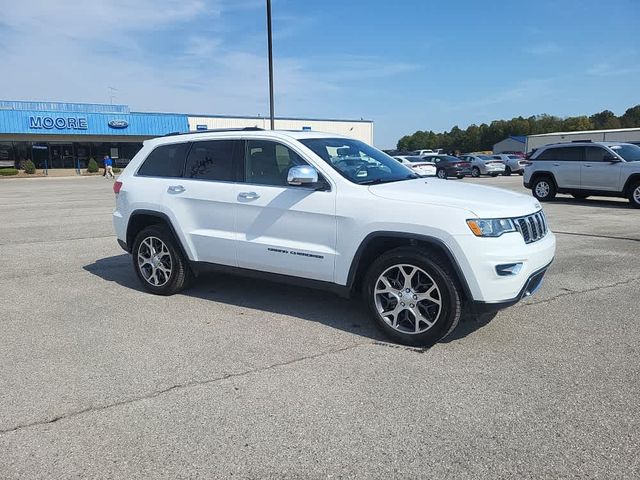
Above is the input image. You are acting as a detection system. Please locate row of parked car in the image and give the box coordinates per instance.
[392,152,528,179]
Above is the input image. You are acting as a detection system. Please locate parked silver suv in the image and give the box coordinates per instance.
[523,141,640,208]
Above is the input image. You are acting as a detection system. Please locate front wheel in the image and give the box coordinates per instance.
[532,176,556,202]
[436,169,447,179]
[132,225,191,295]
[471,167,480,178]
[503,166,512,176]
[629,182,640,208]
[363,247,461,347]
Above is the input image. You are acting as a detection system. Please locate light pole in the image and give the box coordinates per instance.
[266,0,275,130]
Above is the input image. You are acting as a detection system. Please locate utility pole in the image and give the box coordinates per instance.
[266,0,275,130]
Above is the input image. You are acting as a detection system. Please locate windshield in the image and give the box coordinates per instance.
[300,138,418,184]
[610,144,640,162]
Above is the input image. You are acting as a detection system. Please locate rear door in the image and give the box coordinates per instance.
[160,139,243,265]
[234,138,337,282]
[535,147,581,189]
[580,146,623,191]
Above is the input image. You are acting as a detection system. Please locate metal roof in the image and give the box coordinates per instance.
[528,127,640,137]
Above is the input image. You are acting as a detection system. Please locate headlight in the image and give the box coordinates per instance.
[466,218,516,237]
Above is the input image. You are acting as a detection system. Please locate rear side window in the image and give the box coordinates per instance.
[536,147,582,161]
[137,143,190,177]
[183,140,241,181]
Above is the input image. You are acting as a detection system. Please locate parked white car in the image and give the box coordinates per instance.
[459,154,506,177]
[393,155,437,176]
[492,154,528,175]
[113,129,555,346]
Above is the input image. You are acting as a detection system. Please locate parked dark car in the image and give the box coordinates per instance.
[426,155,472,179]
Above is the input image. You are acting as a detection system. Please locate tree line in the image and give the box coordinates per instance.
[396,105,640,152]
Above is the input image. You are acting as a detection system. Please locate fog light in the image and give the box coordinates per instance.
[496,263,523,276]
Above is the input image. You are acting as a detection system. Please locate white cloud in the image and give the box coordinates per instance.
[524,41,561,56]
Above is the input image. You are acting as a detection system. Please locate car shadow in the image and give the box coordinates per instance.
[83,254,496,345]
[551,195,630,209]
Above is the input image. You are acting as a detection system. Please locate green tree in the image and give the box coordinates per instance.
[590,110,621,129]
[620,105,640,128]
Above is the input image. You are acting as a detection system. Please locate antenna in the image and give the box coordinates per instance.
[108,86,118,105]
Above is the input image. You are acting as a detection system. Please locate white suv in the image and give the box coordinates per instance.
[113,129,556,346]
[524,141,640,207]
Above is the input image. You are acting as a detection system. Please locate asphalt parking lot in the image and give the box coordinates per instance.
[1,175,639,479]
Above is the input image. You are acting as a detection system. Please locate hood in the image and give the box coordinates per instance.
[368,178,541,218]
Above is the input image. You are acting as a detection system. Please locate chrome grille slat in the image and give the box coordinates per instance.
[515,211,547,244]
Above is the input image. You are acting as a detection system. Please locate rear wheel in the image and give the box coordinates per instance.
[132,225,191,295]
[629,181,640,208]
[363,247,462,347]
[436,169,447,179]
[471,167,480,178]
[503,166,512,176]
[532,176,556,202]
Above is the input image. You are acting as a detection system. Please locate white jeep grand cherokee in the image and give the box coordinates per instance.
[113,128,555,346]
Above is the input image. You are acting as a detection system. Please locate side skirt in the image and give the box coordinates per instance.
[190,261,353,299]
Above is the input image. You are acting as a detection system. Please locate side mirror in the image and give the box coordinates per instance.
[287,165,318,186]
[603,154,621,163]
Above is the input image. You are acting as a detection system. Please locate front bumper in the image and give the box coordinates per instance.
[471,262,550,314]
[450,229,556,304]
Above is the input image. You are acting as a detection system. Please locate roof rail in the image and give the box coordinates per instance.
[162,127,264,137]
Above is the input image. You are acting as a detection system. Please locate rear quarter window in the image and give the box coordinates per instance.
[137,142,190,177]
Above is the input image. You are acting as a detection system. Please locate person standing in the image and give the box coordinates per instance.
[104,155,115,179]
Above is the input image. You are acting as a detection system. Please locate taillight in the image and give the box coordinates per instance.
[113,181,123,194]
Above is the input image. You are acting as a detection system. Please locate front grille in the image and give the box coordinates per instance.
[515,211,548,244]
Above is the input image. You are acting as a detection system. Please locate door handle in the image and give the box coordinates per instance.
[238,191,260,200]
[167,185,185,194]
[553,163,560,167]
[584,164,592,168]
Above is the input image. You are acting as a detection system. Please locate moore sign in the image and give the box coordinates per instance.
[29,116,88,130]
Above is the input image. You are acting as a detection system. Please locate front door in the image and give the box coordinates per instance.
[234,139,337,282]
[580,146,623,191]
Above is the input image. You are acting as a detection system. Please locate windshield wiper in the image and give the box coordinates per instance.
[359,174,418,185]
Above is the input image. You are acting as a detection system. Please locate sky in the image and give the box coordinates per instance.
[0,0,639,148]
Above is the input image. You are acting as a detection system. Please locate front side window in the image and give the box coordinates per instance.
[584,146,609,162]
[183,140,240,181]
[137,142,190,177]
[299,138,416,185]
[245,140,307,186]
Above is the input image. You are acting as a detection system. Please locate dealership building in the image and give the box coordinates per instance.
[0,100,373,169]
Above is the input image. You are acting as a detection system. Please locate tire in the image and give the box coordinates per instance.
[503,166,512,176]
[456,174,465,179]
[471,167,480,178]
[572,194,589,200]
[629,181,640,208]
[363,247,462,347]
[132,225,191,295]
[436,169,447,179]
[532,176,556,202]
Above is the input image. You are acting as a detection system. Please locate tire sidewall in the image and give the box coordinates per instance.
[437,169,447,179]
[630,183,640,208]
[532,176,556,201]
[363,249,461,347]
[132,225,185,295]
[472,167,480,177]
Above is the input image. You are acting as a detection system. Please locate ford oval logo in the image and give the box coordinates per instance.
[108,120,128,129]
